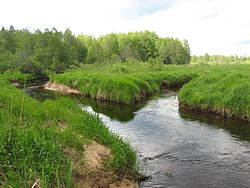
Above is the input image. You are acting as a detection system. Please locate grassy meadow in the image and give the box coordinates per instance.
[51,62,250,121]
[0,73,137,187]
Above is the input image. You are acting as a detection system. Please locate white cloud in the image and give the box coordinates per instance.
[0,0,249,55]
[128,0,250,55]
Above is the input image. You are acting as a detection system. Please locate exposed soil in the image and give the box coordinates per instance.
[45,82,81,94]
[179,103,250,122]
[46,79,188,105]
[65,141,138,188]
[10,81,20,87]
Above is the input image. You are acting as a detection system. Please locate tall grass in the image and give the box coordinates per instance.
[3,63,249,186]
[52,62,250,121]
[178,64,250,121]
[51,62,197,104]
[0,74,138,187]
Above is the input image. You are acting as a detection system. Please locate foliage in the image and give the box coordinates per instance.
[178,64,250,121]
[78,30,191,64]
[191,54,250,64]
[0,26,88,75]
[52,62,250,121]
[157,38,191,65]
[0,26,191,76]
[51,63,196,104]
[0,74,137,187]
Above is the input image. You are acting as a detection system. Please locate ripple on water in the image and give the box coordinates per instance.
[26,88,250,188]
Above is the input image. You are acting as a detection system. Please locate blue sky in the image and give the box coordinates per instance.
[0,0,250,55]
[124,0,174,17]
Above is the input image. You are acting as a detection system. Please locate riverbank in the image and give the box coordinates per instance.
[50,63,196,104]
[51,63,250,122]
[2,63,250,186]
[45,82,81,94]
[178,64,250,122]
[76,90,250,188]
[0,73,139,187]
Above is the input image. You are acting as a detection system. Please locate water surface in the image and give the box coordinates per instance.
[27,87,250,188]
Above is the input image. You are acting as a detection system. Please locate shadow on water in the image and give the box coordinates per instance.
[25,85,58,101]
[27,85,250,141]
[25,85,150,122]
[26,85,250,188]
[76,96,147,122]
[76,89,177,122]
[179,108,250,141]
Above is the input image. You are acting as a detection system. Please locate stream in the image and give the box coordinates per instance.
[26,86,250,188]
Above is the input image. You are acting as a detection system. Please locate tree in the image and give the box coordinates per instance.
[100,33,119,60]
[87,39,104,63]
[182,39,191,64]
[0,28,17,54]
[204,53,210,62]
[63,28,87,65]
[117,33,139,61]
[157,38,191,65]
[130,31,159,62]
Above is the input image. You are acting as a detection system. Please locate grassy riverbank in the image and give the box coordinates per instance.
[179,64,250,121]
[0,73,138,187]
[1,63,250,186]
[50,62,196,104]
[51,62,250,122]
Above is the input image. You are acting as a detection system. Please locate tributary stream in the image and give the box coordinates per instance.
[26,86,250,188]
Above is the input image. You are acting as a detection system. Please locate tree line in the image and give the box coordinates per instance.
[0,26,191,75]
[192,53,250,64]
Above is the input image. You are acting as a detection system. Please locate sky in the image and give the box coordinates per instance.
[1,0,250,55]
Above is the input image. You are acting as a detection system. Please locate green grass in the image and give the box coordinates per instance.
[178,64,250,121]
[51,62,196,104]
[2,62,250,186]
[51,62,250,121]
[0,74,138,187]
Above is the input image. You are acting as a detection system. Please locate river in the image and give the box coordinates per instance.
[26,86,250,188]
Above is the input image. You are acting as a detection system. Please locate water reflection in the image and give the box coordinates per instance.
[26,86,250,188]
[76,96,146,122]
[25,85,149,122]
[25,85,57,101]
[179,108,250,141]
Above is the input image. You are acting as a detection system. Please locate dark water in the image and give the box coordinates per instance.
[27,86,250,188]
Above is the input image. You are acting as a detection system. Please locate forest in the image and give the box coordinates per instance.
[0,26,191,75]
